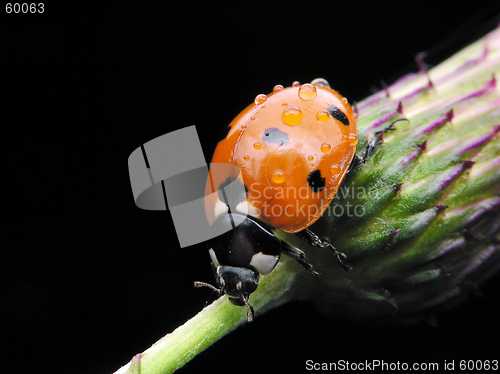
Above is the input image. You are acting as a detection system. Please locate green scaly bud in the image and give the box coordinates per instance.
[283,29,500,322]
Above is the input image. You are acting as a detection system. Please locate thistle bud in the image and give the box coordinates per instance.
[277,27,500,323]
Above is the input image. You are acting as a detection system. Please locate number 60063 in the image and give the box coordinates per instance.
[6,3,44,13]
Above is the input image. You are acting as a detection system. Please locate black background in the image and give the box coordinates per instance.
[3,2,500,373]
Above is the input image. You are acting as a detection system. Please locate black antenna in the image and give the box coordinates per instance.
[194,281,221,294]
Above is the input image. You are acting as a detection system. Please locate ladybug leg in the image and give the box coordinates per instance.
[281,241,319,277]
[347,133,379,170]
[296,229,352,271]
[353,118,407,168]
[241,295,254,322]
[349,134,377,170]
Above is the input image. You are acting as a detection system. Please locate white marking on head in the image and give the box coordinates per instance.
[209,248,220,268]
[250,252,280,275]
[214,200,229,218]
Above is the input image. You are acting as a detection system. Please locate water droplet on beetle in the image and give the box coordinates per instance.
[316,110,330,122]
[298,83,317,100]
[243,155,250,161]
[308,155,314,162]
[253,142,262,150]
[292,81,300,87]
[348,133,358,146]
[282,106,303,126]
[321,143,331,153]
[273,84,284,92]
[342,97,348,105]
[271,169,286,184]
[330,164,340,174]
[254,94,267,105]
[311,78,330,87]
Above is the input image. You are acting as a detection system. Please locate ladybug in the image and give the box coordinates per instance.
[195,79,361,321]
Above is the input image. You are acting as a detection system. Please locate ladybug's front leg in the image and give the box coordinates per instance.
[295,229,352,271]
[281,241,319,277]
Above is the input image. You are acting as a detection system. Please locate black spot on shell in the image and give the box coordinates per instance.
[328,105,349,126]
[307,170,325,192]
[262,127,289,146]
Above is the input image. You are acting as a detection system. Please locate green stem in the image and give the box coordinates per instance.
[113,257,302,374]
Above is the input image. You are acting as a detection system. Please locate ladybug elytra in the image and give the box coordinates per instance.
[196,79,359,321]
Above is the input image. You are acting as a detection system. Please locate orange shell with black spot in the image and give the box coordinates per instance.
[205,82,358,233]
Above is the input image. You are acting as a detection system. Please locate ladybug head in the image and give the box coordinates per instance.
[195,213,282,321]
[194,264,258,321]
[217,265,259,313]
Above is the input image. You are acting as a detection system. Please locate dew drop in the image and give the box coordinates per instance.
[254,94,267,105]
[341,97,349,105]
[292,81,300,87]
[308,155,314,162]
[298,83,317,100]
[243,155,250,162]
[282,106,303,126]
[342,135,348,143]
[321,143,331,153]
[271,169,286,184]
[311,78,330,87]
[273,84,284,93]
[282,101,288,107]
[353,113,358,120]
[348,133,358,146]
[253,142,262,150]
[330,163,340,174]
[316,110,330,122]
